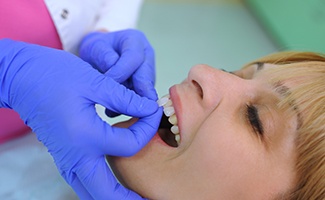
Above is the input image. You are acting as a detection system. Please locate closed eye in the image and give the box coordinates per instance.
[221,69,235,75]
[246,104,264,136]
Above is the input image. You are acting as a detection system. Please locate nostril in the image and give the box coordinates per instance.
[192,80,203,99]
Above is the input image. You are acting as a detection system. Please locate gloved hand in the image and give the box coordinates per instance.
[79,29,156,117]
[0,39,162,200]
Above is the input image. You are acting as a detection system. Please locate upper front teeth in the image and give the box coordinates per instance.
[157,94,181,145]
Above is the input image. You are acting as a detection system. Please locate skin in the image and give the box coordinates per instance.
[107,63,299,200]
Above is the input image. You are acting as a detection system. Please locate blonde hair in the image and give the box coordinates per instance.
[246,52,325,199]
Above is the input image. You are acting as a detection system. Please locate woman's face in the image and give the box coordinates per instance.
[108,63,299,200]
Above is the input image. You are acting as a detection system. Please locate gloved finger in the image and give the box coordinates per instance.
[105,39,145,83]
[79,38,120,73]
[127,108,162,153]
[69,175,94,200]
[131,47,157,100]
[77,158,145,200]
[104,78,134,118]
[89,76,159,118]
[95,48,120,73]
[96,107,163,156]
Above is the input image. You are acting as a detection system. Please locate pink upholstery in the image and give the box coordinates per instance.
[0,0,62,143]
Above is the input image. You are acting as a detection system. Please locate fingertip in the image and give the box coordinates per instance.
[123,95,159,119]
[139,96,160,116]
[105,48,145,83]
[98,107,163,156]
[127,107,163,151]
[133,81,158,101]
[100,51,119,73]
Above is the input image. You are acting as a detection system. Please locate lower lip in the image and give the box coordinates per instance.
[149,132,177,151]
[152,132,173,148]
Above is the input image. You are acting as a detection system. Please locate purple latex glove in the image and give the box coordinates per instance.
[0,39,162,200]
[79,29,157,117]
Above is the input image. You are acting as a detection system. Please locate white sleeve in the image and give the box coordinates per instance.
[94,0,144,31]
[45,0,144,54]
[45,0,97,54]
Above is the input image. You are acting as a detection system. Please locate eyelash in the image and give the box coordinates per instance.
[221,69,234,74]
[246,104,264,136]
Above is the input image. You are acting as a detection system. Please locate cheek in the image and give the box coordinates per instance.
[182,118,268,198]
[189,124,252,176]
[181,104,206,137]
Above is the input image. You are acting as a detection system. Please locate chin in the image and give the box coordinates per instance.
[106,118,167,199]
[107,141,168,199]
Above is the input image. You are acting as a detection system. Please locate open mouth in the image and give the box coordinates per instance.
[158,114,178,147]
[157,95,180,148]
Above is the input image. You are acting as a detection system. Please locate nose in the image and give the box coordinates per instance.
[187,64,245,109]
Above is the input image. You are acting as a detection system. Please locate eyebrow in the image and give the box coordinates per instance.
[273,82,302,130]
